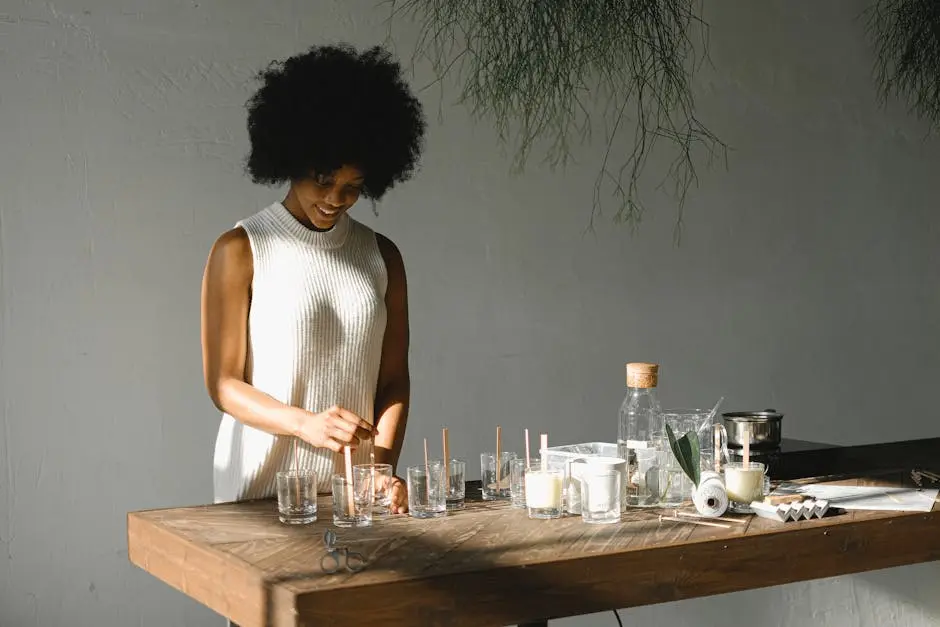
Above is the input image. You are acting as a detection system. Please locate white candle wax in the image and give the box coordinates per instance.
[724,466,764,503]
[525,470,563,509]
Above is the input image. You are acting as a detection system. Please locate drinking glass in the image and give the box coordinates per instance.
[276,469,317,524]
[332,472,373,528]
[509,457,535,508]
[443,459,466,510]
[407,461,447,518]
[481,452,516,500]
[353,463,393,515]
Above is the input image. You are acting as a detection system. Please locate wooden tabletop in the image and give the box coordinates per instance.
[128,460,940,627]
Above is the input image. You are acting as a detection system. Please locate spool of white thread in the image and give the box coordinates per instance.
[692,471,729,517]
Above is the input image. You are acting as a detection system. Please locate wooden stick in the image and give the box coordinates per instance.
[660,514,731,529]
[442,428,450,485]
[495,426,502,487]
[423,437,431,501]
[343,446,355,516]
[743,424,750,467]
[293,436,301,499]
[540,434,548,472]
[713,424,721,473]
[674,510,747,525]
[524,428,531,470]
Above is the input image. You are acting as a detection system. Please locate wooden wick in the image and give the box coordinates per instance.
[674,510,747,525]
[442,428,450,485]
[293,436,301,498]
[524,428,531,470]
[659,514,731,529]
[343,446,355,516]
[743,424,751,467]
[713,424,721,473]
[539,434,548,472]
[423,437,431,502]
[495,425,502,487]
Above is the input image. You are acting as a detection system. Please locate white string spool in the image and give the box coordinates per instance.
[693,470,729,517]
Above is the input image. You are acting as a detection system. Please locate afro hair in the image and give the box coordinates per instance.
[245,43,426,201]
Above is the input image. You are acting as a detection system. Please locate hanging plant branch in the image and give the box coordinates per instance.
[384,0,727,234]
[866,0,940,132]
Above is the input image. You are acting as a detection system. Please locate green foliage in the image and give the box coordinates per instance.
[384,0,727,235]
[867,0,940,132]
[665,422,701,487]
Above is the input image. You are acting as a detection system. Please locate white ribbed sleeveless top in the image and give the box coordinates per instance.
[212,202,388,500]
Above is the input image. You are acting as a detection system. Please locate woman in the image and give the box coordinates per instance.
[201,43,426,515]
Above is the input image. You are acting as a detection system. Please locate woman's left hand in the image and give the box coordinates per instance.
[388,475,408,514]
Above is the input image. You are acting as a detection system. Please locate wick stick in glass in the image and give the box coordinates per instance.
[495,425,503,487]
[539,434,548,472]
[713,424,721,473]
[343,446,355,515]
[293,436,301,496]
[442,428,450,484]
[743,424,750,467]
[524,428,531,470]
[369,434,376,501]
[423,437,431,501]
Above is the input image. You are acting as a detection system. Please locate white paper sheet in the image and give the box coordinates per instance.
[771,483,939,512]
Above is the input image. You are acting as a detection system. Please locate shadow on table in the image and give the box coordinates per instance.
[255,480,638,627]
[253,438,940,627]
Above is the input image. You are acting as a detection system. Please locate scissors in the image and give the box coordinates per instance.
[319,529,367,574]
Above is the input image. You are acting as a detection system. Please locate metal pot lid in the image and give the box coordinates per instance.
[722,408,784,421]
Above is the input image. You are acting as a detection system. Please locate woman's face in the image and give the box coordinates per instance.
[289,164,365,230]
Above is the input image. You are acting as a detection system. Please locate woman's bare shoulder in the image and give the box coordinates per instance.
[205,226,253,284]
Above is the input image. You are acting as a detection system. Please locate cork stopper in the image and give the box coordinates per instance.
[626,362,659,388]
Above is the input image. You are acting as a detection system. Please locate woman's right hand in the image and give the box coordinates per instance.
[297,405,374,452]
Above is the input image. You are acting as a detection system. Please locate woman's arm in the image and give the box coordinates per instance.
[373,233,411,473]
[201,227,372,451]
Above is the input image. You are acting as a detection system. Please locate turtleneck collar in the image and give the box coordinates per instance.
[268,202,350,249]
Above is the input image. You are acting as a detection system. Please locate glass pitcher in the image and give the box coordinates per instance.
[655,409,731,507]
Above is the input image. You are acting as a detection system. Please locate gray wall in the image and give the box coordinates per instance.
[1,0,939,625]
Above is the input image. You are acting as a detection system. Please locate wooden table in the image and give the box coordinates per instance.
[127,439,940,627]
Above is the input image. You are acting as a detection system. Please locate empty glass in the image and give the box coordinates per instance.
[331,473,373,528]
[443,459,466,510]
[481,452,516,500]
[580,467,622,524]
[509,457,535,508]
[354,463,393,516]
[276,469,317,524]
[407,461,447,518]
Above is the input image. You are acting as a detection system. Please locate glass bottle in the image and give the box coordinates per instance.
[617,362,662,507]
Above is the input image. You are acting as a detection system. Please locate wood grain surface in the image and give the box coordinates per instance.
[128,466,940,626]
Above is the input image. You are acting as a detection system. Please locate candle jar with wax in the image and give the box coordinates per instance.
[331,473,373,528]
[580,466,622,524]
[723,461,766,513]
[524,466,565,519]
[481,452,516,500]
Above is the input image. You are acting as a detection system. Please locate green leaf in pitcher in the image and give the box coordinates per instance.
[665,423,701,487]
